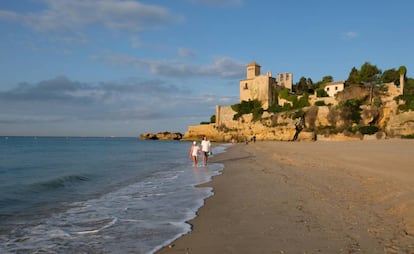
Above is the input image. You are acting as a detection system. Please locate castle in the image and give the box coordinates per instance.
[181,61,411,142]
[239,61,292,109]
[216,61,292,126]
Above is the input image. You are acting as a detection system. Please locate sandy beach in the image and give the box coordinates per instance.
[158,139,414,253]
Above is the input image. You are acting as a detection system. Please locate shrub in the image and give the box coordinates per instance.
[252,107,264,121]
[373,97,382,107]
[267,103,284,113]
[358,125,379,135]
[316,88,329,97]
[294,93,310,108]
[396,94,414,112]
[279,88,296,101]
[401,134,414,139]
[340,99,362,124]
[315,100,326,106]
[231,99,263,121]
[210,115,216,123]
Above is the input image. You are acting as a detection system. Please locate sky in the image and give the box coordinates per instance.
[1,0,413,137]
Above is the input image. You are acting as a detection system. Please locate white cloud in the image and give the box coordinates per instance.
[0,10,19,21]
[94,53,245,79]
[0,75,233,135]
[0,75,225,122]
[0,0,183,32]
[343,31,358,39]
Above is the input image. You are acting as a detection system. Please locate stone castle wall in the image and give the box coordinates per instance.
[216,105,236,127]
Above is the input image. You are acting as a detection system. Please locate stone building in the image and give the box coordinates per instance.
[277,72,293,90]
[216,61,293,127]
[323,81,345,97]
[239,61,278,109]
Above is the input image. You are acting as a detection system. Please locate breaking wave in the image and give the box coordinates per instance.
[31,175,90,191]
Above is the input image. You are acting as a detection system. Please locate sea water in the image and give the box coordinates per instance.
[0,137,227,253]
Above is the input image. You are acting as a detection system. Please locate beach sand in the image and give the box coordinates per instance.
[158,139,414,253]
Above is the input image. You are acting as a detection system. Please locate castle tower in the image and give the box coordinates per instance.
[246,61,261,79]
[277,72,293,90]
[239,62,277,109]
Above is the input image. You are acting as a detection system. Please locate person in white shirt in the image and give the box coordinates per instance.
[200,136,211,166]
[189,141,200,167]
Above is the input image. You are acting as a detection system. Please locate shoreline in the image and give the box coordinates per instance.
[157,139,414,253]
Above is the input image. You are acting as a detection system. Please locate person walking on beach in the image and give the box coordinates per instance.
[189,141,200,167]
[201,136,211,166]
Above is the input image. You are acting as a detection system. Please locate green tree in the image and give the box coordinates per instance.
[307,78,316,92]
[315,88,329,97]
[347,62,381,85]
[314,75,334,91]
[210,115,216,123]
[404,78,414,95]
[399,65,407,77]
[295,76,308,95]
[380,68,399,83]
[399,65,407,88]
[321,75,333,84]
[347,67,359,84]
[358,62,381,84]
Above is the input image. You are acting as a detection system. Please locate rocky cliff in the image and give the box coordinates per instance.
[183,83,414,142]
[183,108,414,143]
[140,132,183,140]
[182,111,315,142]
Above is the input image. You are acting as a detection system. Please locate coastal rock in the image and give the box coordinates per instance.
[385,111,414,137]
[140,132,183,140]
[183,82,413,141]
[183,104,414,142]
[182,119,312,142]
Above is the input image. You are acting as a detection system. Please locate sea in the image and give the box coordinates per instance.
[0,137,228,254]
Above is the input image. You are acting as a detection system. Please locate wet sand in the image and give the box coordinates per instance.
[158,139,414,253]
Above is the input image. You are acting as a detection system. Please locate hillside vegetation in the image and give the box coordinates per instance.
[210,62,414,140]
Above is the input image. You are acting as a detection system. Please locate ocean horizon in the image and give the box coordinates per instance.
[0,136,227,253]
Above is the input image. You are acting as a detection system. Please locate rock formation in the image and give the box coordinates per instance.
[182,83,414,142]
[140,132,183,140]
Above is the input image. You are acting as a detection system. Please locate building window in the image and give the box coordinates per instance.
[326,87,330,91]
[244,83,248,89]
[335,86,338,90]
[286,74,289,80]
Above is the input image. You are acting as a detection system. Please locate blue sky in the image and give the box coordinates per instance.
[1,0,413,137]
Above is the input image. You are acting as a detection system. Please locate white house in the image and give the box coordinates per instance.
[324,81,345,97]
